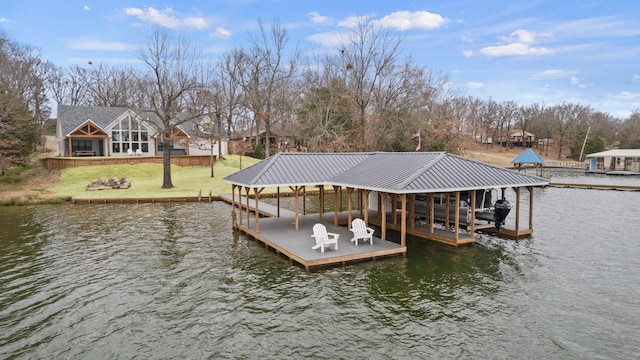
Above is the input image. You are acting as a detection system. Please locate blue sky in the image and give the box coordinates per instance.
[2,0,640,118]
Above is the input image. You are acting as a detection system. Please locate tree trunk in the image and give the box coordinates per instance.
[265,118,271,157]
[162,136,174,189]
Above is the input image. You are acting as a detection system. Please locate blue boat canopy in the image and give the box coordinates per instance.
[511,148,545,164]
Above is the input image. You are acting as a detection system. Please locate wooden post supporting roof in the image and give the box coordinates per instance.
[244,187,251,229]
[237,185,242,227]
[429,193,435,234]
[333,185,340,225]
[400,194,407,247]
[514,187,521,233]
[318,185,325,220]
[277,187,281,217]
[409,194,415,229]
[454,191,460,242]
[445,193,451,230]
[231,185,237,228]
[289,186,304,230]
[469,190,476,236]
[254,187,264,233]
[380,192,388,241]
[303,187,306,215]
[528,186,534,230]
[363,190,371,225]
[391,195,397,225]
[347,188,354,228]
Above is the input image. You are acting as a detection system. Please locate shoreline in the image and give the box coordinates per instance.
[1,147,577,206]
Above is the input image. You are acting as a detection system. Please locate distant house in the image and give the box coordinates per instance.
[229,121,301,153]
[56,105,227,157]
[585,149,640,174]
[498,129,536,148]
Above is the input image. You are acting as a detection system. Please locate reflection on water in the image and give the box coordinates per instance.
[1,183,640,358]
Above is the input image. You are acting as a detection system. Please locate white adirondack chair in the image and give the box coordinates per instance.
[311,223,339,253]
[350,218,375,246]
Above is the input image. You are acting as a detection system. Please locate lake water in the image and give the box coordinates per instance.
[1,170,639,359]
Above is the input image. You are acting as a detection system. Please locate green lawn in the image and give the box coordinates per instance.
[54,155,261,200]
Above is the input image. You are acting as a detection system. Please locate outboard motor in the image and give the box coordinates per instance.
[493,199,512,232]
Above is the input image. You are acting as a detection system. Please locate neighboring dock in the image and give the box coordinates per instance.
[548,182,640,191]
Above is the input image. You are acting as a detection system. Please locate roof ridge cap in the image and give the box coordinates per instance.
[250,153,282,185]
[396,152,446,189]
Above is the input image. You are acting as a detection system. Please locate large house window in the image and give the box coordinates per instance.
[72,140,92,153]
[111,116,149,154]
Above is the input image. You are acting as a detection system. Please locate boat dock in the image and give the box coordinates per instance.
[220,194,407,270]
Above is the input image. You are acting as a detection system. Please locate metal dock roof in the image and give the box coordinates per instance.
[224,152,549,193]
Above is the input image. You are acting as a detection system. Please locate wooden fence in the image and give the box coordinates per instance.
[44,155,214,171]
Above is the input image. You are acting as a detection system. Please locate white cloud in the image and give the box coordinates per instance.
[632,75,640,83]
[124,7,208,30]
[478,29,553,57]
[461,34,473,43]
[463,50,474,58]
[531,69,570,80]
[507,29,537,44]
[0,17,9,23]
[467,81,484,89]
[614,91,640,100]
[67,38,133,52]
[338,16,367,28]
[481,42,552,57]
[210,26,232,39]
[308,11,331,25]
[372,10,447,30]
[570,76,589,88]
[83,5,90,11]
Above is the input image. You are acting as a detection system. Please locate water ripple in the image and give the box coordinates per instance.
[1,196,639,359]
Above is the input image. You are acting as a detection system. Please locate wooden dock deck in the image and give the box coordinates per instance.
[220,194,406,270]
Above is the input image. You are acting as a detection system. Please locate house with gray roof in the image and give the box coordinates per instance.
[56,105,227,157]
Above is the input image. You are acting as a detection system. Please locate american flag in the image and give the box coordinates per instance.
[412,130,421,151]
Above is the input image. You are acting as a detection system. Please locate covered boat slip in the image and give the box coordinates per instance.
[223,152,549,268]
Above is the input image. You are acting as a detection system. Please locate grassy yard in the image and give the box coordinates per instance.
[54,155,261,200]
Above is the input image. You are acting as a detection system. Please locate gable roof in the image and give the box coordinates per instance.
[511,149,545,164]
[509,129,535,137]
[224,152,549,194]
[58,105,132,136]
[57,105,206,138]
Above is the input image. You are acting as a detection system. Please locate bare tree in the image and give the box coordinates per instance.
[548,103,590,159]
[495,100,518,151]
[297,54,353,150]
[137,29,205,189]
[239,19,300,158]
[619,110,640,148]
[84,63,140,107]
[339,19,404,150]
[217,49,246,143]
[412,68,464,152]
